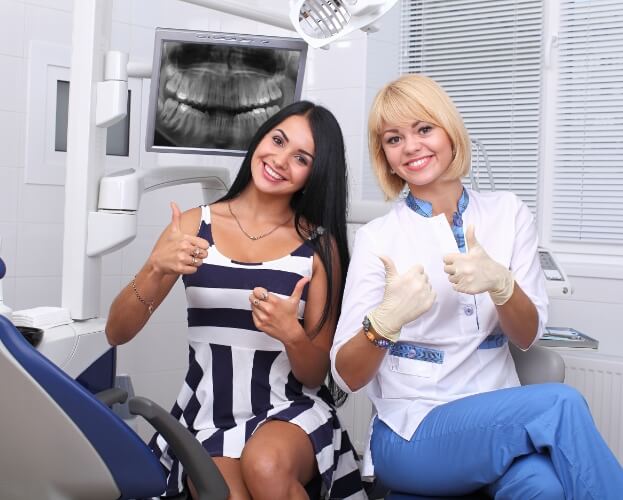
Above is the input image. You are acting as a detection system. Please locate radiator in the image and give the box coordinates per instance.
[338,352,623,462]
[559,350,623,463]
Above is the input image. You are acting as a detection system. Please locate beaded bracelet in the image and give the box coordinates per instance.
[131,276,154,315]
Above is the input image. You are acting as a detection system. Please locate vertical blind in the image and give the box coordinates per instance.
[552,0,623,243]
[400,0,544,211]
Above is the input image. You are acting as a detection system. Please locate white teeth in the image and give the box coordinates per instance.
[408,157,428,167]
[265,164,285,180]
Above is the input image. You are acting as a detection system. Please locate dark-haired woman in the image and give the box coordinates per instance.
[105,101,366,500]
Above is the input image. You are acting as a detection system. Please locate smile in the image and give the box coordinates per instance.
[263,163,285,181]
[406,156,432,170]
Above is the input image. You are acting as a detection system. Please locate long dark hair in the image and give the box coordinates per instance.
[219,100,350,405]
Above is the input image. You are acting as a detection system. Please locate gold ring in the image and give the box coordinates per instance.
[192,256,197,265]
[253,298,259,306]
[193,247,200,257]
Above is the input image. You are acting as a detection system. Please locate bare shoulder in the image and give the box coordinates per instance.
[179,206,203,235]
[208,200,229,221]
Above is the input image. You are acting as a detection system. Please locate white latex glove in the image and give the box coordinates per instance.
[367,255,436,342]
[443,225,514,305]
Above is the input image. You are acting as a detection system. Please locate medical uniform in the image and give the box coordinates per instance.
[331,188,623,498]
[152,205,366,499]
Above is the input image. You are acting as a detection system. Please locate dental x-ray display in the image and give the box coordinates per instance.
[146,28,308,156]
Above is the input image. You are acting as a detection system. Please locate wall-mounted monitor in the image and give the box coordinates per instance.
[145,28,308,156]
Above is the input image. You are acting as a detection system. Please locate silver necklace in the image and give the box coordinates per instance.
[228,201,292,241]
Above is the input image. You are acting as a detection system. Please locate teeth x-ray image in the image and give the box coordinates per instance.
[154,41,301,152]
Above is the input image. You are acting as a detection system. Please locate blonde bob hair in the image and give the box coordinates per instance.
[368,74,471,199]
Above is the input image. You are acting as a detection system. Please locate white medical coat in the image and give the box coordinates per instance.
[331,188,549,443]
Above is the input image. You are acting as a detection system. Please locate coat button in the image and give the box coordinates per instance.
[463,305,474,316]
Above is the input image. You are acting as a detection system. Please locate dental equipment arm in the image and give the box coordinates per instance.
[87,166,229,257]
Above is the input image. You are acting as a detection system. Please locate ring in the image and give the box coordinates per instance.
[193,247,200,257]
[261,291,269,301]
[253,299,260,306]
[192,256,197,265]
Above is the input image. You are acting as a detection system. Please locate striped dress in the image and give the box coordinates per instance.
[151,205,366,499]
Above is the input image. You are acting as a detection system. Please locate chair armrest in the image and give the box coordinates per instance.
[509,343,566,385]
[128,396,229,500]
[94,387,128,407]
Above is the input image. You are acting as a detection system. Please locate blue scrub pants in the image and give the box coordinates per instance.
[371,383,623,499]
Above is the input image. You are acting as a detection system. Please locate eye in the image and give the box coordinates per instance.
[418,125,433,135]
[294,154,310,166]
[272,135,284,146]
[385,135,401,145]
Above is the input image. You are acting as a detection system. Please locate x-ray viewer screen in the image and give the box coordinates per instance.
[146,30,307,156]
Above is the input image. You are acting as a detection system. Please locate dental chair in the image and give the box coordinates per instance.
[0,315,229,500]
[366,342,566,500]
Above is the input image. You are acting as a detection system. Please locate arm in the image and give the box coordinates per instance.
[331,229,435,392]
[105,204,209,346]
[249,237,342,388]
[443,200,548,350]
[497,200,548,349]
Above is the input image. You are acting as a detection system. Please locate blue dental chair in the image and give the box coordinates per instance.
[0,314,229,500]
[366,342,567,500]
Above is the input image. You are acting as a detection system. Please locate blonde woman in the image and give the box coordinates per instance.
[331,74,623,498]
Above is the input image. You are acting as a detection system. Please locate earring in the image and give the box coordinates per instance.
[389,169,396,175]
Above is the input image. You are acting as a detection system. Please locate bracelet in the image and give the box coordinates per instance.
[131,276,155,315]
[362,315,395,349]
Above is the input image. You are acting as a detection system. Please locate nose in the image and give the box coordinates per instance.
[272,149,289,170]
[404,134,422,154]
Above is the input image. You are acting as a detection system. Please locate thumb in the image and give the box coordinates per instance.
[170,202,182,233]
[378,255,397,279]
[290,276,310,302]
[465,224,479,251]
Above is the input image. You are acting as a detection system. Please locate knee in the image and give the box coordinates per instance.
[540,383,587,409]
[240,446,293,485]
[517,475,565,500]
[554,384,590,413]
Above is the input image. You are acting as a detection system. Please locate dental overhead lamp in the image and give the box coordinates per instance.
[178,0,399,47]
[290,0,399,48]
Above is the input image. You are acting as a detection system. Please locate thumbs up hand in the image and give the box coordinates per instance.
[249,276,311,344]
[148,202,210,276]
[443,225,514,305]
[367,255,436,342]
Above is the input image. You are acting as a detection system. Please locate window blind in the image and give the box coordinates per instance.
[400,0,544,210]
[552,0,623,243]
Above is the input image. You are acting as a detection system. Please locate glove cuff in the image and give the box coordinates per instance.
[489,271,515,306]
[367,310,400,342]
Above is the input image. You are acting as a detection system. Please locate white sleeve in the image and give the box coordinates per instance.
[330,226,386,393]
[510,197,549,349]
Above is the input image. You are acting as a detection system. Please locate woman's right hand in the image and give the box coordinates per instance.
[367,255,436,341]
[147,202,210,276]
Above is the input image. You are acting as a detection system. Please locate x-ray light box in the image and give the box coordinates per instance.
[145,28,308,157]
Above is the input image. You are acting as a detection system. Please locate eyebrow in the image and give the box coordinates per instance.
[275,128,315,160]
[382,121,423,134]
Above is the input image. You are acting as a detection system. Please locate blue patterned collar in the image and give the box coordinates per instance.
[405,188,470,252]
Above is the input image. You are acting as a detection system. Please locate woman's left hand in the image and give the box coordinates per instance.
[249,276,310,344]
[443,225,514,305]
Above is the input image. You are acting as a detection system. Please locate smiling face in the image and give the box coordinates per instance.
[250,114,315,196]
[381,120,454,193]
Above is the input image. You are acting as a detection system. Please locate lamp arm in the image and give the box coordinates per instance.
[177,0,294,31]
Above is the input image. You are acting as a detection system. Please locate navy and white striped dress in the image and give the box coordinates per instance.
[151,205,366,499]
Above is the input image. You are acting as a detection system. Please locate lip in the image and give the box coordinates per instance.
[262,162,286,183]
[404,155,433,171]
